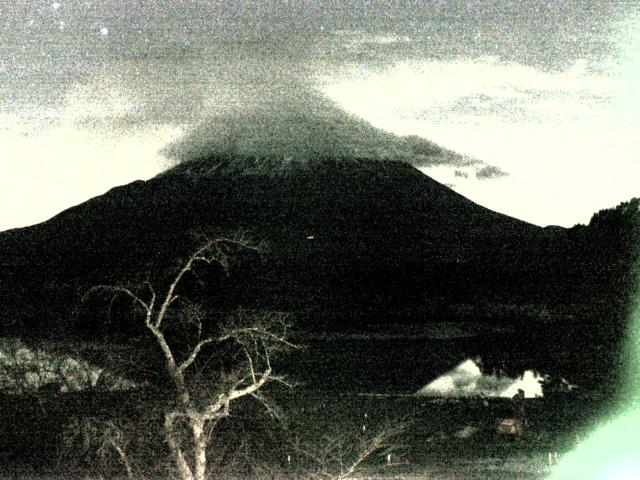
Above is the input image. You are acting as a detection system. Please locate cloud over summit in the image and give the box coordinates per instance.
[162,98,476,169]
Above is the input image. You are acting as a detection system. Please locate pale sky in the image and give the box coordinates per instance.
[1,1,639,231]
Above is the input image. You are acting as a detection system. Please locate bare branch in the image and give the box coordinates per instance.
[293,423,407,480]
[201,393,229,421]
[249,392,285,422]
[219,326,300,350]
[111,442,134,480]
[177,337,215,375]
[143,280,156,299]
[155,236,258,329]
[242,343,257,383]
[228,366,272,402]
[269,374,295,389]
[84,285,152,315]
[155,241,214,330]
[335,435,383,480]
[142,320,189,405]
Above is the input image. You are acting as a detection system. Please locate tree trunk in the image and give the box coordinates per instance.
[192,415,208,480]
[165,412,194,480]
[112,443,134,480]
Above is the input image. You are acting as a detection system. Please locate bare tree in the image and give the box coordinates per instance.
[62,416,134,480]
[84,237,296,480]
[291,423,406,480]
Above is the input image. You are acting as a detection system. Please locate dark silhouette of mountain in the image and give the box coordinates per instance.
[0,155,536,322]
[0,155,637,392]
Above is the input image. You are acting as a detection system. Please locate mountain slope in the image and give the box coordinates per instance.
[0,156,636,391]
[0,156,542,329]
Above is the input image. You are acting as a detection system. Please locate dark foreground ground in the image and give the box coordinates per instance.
[0,384,607,479]
[0,329,620,479]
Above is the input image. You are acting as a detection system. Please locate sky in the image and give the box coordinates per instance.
[1,0,639,231]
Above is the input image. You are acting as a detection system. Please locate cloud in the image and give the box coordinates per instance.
[5,2,636,229]
[475,165,508,180]
[2,29,488,231]
[319,56,620,133]
[163,102,476,169]
[90,36,479,169]
[319,53,640,225]
[0,82,183,231]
